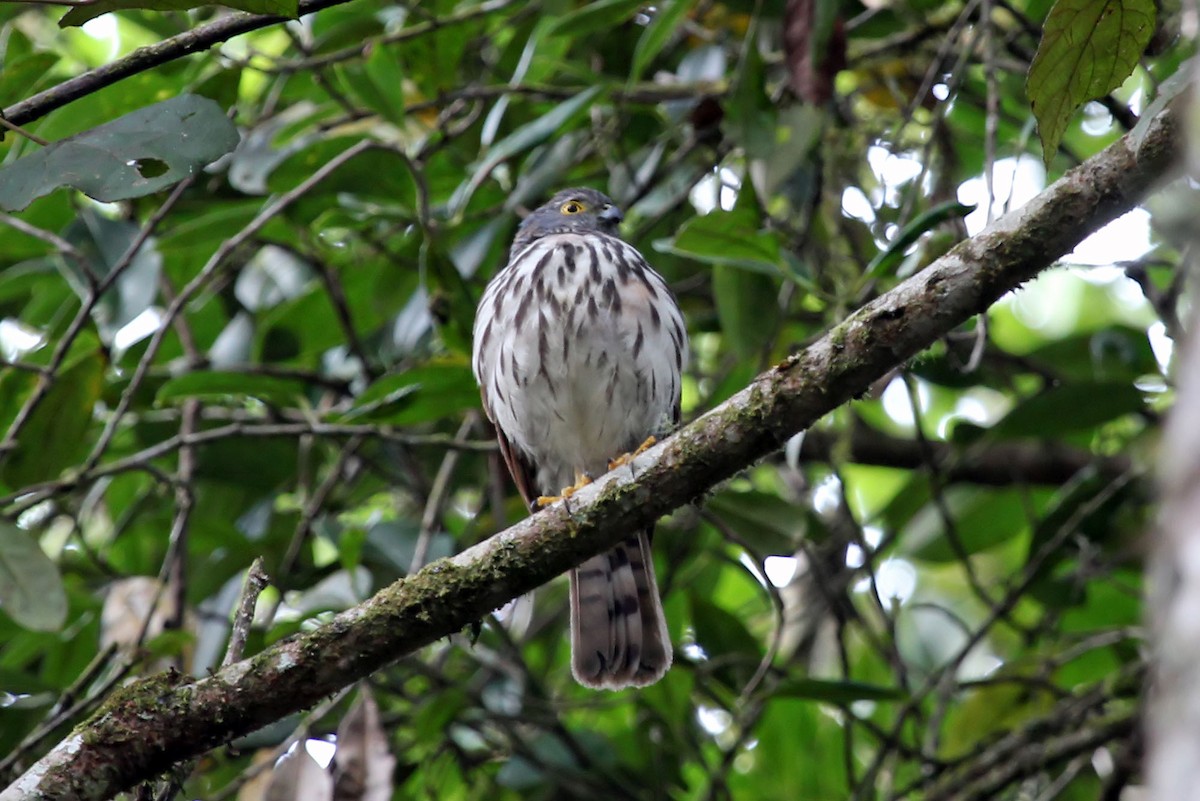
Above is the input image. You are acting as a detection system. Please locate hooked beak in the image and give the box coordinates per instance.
[599,203,624,225]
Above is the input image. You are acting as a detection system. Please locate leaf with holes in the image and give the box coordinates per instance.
[0,95,240,211]
[1027,0,1156,166]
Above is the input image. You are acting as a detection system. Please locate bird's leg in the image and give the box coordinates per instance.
[536,471,593,508]
[607,435,658,472]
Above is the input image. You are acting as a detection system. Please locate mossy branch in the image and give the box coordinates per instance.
[0,106,1181,801]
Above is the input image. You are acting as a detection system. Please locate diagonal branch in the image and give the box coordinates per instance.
[0,0,519,127]
[0,103,1181,801]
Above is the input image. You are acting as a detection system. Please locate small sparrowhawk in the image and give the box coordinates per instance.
[471,187,688,689]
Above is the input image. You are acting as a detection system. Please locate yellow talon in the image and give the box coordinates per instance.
[607,435,658,471]
[536,471,593,507]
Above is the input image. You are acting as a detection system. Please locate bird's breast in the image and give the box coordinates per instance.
[473,233,687,486]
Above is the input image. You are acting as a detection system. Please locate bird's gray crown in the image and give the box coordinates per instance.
[511,187,624,254]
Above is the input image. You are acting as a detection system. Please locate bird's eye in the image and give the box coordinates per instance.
[561,200,586,215]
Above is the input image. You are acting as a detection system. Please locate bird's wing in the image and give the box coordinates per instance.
[492,418,540,512]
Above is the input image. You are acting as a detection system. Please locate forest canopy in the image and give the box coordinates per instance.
[0,1,1194,799]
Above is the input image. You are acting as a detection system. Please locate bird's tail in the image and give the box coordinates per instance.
[569,530,671,689]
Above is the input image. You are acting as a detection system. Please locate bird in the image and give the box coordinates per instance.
[471,187,688,689]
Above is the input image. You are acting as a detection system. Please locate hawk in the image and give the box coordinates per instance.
[472,188,688,689]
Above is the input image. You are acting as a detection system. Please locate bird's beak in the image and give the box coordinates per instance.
[599,204,624,224]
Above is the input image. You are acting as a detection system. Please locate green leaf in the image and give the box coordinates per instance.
[864,202,974,280]
[989,381,1145,439]
[2,345,105,488]
[546,0,644,37]
[0,522,68,632]
[655,208,784,275]
[483,86,605,167]
[707,490,805,555]
[0,95,240,211]
[60,208,163,344]
[902,487,1034,561]
[1026,0,1156,166]
[60,0,298,27]
[689,596,761,689]
[155,371,310,406]
[452,86,603,213]
[341,362,478,424]
[629,0,694,84]
[1023,327,1158,382]
[712,264,779,359]
[774,678,905,703]
[362,43,408,126]
[0,52,59,108]
[728,699,849,798]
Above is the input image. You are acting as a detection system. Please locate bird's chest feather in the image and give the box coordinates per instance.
[474,234,685,478]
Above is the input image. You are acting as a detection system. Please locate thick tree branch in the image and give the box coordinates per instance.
[0,105,1181,801]
[1148,236,1200,799]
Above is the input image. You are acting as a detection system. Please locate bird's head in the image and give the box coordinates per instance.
[511,188,624,253]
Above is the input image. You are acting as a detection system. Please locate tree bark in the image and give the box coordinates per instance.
[0,103,1182,801]
[1147,191,1200,801]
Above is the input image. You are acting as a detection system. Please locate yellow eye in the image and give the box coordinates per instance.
[561,200,587,215]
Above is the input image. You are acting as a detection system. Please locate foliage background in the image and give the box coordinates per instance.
[0,0,1191,798]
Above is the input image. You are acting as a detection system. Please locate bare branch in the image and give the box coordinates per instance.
[1,0,523,129]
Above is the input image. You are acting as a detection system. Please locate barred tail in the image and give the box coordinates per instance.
[569,530,671,689]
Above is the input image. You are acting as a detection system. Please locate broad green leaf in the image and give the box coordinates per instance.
[496,731,613,790]
[0,522,67,631]
[1023,327,1158,382]
[707,490,805,555]
[264,137,418,217]
[341,362,478,424]
[990,381,1145,439]
[728,699,849,798]
[194,434,298,490]
[155,371,310,406]
[452,86,603,213]
[774,678,906,703]
[629,0,695,84]
[334,42,408,127]
[689,596,761,689]
[60,208,163,344]
[1026,0,1156,166]
[2,345,105,488]
[655,208,784,274]
[0,52,58,108]
[941,672,1055,760]
[902,487,1034,561]
[60,0,298,27]
[875,473,932,532]
[712,264,779,359]
[362,43,408,126]
[546,0,645,37]
[864,202,974,280]
[482,86,603,167]
[0,95,240,211]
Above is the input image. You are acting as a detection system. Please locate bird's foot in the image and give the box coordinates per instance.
[607,436,658,471]
[536,471,593,508]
